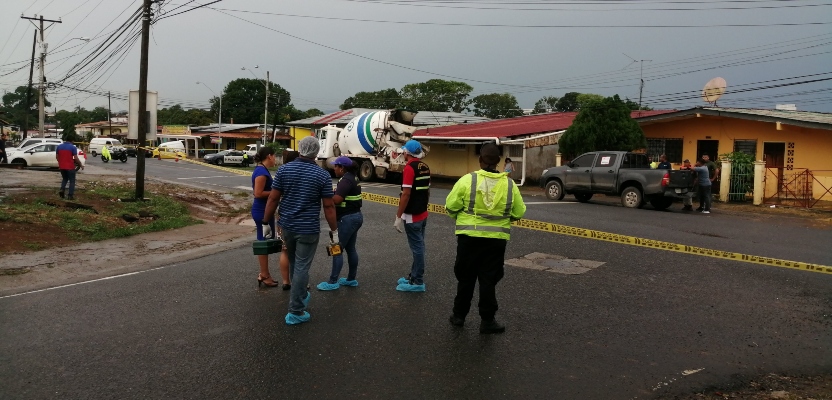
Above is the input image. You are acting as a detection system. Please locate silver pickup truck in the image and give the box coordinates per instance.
[539,151,695,210]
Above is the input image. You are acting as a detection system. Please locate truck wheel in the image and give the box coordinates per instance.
[574,193,593,203]
[649,197,673,210]
[359,160,375,181]
[545,180,565,201]
[621,187,644,209]
[91,151,97,157]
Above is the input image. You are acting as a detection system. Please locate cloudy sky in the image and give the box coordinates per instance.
[1,0,830,114]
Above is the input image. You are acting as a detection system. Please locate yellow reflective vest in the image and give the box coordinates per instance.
[445,170,526,240]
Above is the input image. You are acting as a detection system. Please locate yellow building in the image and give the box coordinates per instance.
[287,126,313,150]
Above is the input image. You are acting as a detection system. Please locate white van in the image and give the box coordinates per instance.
[89,138,123,157]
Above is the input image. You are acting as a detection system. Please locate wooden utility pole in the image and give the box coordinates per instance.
[108,91,112,136]
[136,0,152,200]
[23,30,37,140]
[21,15,62,137]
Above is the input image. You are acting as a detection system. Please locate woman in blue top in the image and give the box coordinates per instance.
[251,146,287,288]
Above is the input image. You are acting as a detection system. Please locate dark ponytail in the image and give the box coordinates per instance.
[254,146,275,163]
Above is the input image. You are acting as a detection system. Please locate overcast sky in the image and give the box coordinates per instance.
[1,0,830,115]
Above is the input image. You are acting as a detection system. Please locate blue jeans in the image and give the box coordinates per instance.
[282,228,320,315]
[404,218,427,285]
[328,212,363,283]
[60,170,76,197]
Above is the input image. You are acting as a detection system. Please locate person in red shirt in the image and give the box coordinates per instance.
[395,140,430,292]
[56,139,84,200]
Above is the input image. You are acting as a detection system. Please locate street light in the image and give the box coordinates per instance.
[196,81,221,150]
[241,66,269,146]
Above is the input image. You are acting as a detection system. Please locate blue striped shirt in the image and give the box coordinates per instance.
[272,158,333,235]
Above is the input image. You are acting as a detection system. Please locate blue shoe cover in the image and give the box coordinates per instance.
[317,282,340,291]
[338,278,358,287]
[397,277,409,285]
[303,291,311,307]
[285,311,310,325]
[396,283,425,292]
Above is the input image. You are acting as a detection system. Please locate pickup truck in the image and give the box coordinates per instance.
[539,151,695,210]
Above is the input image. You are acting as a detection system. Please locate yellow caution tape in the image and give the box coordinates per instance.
[360,192,832,275]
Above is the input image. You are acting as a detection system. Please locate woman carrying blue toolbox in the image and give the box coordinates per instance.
[251,146,289,288]
[317,156,364,290]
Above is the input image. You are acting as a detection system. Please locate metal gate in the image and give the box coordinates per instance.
[763,168,832,209]
[727,163,754,202]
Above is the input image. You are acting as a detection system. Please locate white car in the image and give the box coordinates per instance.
[244,144,259,158]
[8,143,87,171]
[5,137,62,153]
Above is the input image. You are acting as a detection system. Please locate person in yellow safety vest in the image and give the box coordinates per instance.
[101,145,111,161]
[445,142,526,334]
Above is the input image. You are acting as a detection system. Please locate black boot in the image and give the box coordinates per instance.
[449,314,465,327]
[480,319,506,334]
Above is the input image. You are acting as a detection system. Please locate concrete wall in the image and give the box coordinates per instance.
[421,142,480,178]
[640,115,832,170]
[521,144,559,184]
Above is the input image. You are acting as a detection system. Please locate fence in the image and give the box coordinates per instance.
[727,163,754,202]
[763,168,832,209]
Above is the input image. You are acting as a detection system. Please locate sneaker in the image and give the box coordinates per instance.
[317,282,339,291]
[285,311,311,325]
[702,210,710,214]
[449,314,465,327]
[338,278,358,287]
[396,283,425,292]
[58,191,65,199]
[303,291,311,308]
[480,319,506,334]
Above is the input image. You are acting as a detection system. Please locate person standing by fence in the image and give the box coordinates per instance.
[694,160,712,214]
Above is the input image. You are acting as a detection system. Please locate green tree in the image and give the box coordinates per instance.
[304,108,324,117]
[532,96,558,114]
[558,95,647,158]
[209,78,291,124]
[622,97,653,111]
[1,86,50,128]
[577,93,604,109]
[340,88,401,110]
[55,109,82,141]
[470,93,524,119]
[399,79,473,112]
[555,92,581,112]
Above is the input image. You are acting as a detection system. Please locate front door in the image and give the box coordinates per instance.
[764,142,786,193]
[563,153,596,192]
[591,153,618,193]
[696,140,719,162]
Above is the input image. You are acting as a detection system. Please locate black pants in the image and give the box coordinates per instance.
[452,234,507,321]
[697,185,712,211]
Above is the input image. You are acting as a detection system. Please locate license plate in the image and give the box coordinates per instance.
[675,188,682,193]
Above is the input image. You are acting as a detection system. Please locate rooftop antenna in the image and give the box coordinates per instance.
[701,77,727,107]
[623,53,651,110]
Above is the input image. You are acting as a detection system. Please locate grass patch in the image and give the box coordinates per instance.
[0,183,202,247]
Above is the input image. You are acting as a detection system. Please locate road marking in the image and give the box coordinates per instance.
[177,175,238,180]
[524,201,576,205]
[359,192,832,275]
[0,265,172,300]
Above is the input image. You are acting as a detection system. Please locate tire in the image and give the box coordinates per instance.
[544,180,565,201]
[91,151,97,157]
[649,197,673,210]
[120,154,128,163]
[11,158,27,167]
[358,160,375,181]
[217,159,223,166]
[621,186,644,209]
[574,193,593,203]
[101,155,108,163]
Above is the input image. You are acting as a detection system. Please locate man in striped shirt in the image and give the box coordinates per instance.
[263,136,338,325]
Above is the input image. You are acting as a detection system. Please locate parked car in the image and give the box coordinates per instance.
[7,143,86,171]
[203,150,251,166]
[5,137,62,153]
[89,138,123,157]
[539,151,694,210]
[244,144,259,158]
[152,147,186,160]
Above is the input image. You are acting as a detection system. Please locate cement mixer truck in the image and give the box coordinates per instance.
[315,109,419,181]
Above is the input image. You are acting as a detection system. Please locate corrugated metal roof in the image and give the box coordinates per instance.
[414,110,676,140]
[703,107,832,125]
[190,124,262,133]
[286,108,490,126]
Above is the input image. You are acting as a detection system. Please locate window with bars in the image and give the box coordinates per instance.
[646,138,683,163]
[447,143,466,151]
[733,140,757,156]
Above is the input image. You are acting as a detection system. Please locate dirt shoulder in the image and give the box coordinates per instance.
[0,166,255,296]
[656,373,832,399]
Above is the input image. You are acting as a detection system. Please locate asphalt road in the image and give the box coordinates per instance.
[2,159,829,399]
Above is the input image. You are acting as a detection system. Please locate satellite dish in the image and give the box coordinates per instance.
[701,77,727,106]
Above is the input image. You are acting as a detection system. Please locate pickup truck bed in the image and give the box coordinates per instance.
[539,151,695,210]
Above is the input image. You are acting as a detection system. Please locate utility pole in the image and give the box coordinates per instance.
[136,0,152,200]
[623,53,651,111]
[264,71,269,145]
[23,29,37,140]
[22,15,62,137]
[108,91,112,136]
